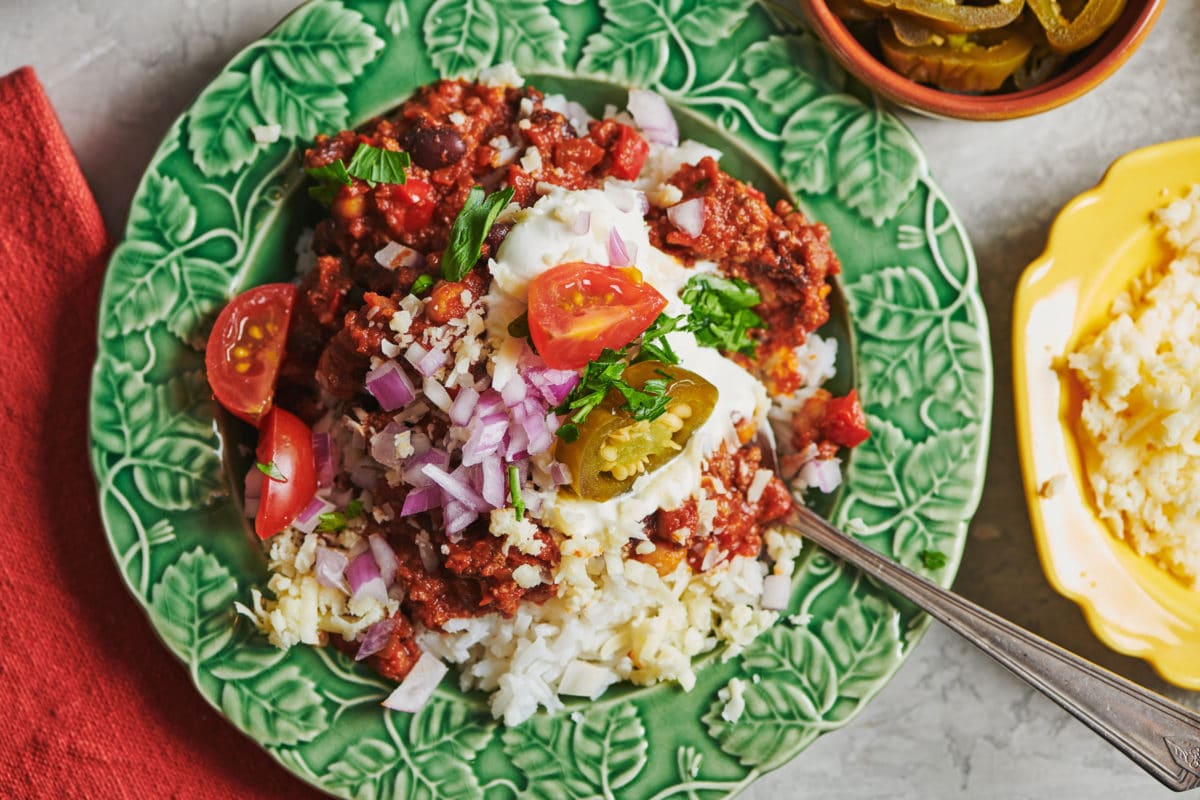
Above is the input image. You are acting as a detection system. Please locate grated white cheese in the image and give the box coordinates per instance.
[1067,185,1200,585]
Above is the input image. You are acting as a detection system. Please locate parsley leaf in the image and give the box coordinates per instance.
[345,499,364,519]
[347,144,410,186]
[681,273,764,357]
[256,461,287,483]
[305,161,351,206]
[633,313,684,365]
[410,274,434,296]
[508,465,525,521]
[554,348,675,437]
[919,549,948,570]
[442,186,515,281]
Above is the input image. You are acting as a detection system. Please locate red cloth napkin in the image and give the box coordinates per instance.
[0,67,327,799]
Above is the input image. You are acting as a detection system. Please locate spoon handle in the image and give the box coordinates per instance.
[789,505,1200,792]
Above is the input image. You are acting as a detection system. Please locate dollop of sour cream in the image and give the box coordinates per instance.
[484,180,769,556]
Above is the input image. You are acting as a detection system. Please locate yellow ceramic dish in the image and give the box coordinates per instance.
[1013,137,1200,688]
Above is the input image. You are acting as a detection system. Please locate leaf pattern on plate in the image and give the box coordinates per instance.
[89,2,992,799]
[502,704,648,798]
[424,0,501,78]
[703,626,838,771]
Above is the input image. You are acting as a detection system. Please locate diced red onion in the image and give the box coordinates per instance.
[348,554,379,597]
[667,198,706,238]
[347,536,370,560]
[421,463,489,512]
[505,422,529,462]
[571,211,591,234]
[293,495,336,534]
[422,377,452,413]
[375,241,424,270]
[404,342,429,368]
[761,574,792,610]
[403,448,450,487]
[354,576,389,605]
[370,421,410,469]
[449,386,479,426]
[637,192,650,216]
[388,583,406,603]
[382,651,448,713]
[416,347,447,377]
[549,461,571,486]
[627,89,679,146]
[312,432,336,488]
[365,360,415,411]
[314,546,349,592]
[799,458,842,494]
[355,618,396,661]
[501,375,527,406]
[608,228,633,267]
[461,413,509,466]
[517,407,552,456]
[369,533,399,587]
[475,388,505,417]
[400,484,441,516]
[480,455,506,508]
[443,500,476,536]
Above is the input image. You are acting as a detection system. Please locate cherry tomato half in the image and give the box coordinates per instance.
[609,124,649,181]
[822,389,870,448]
[526,262,668,370]
[255,408,317,540]
[205,283,296,426]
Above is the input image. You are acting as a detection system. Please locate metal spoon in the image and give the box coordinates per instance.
[758,436,1200,791]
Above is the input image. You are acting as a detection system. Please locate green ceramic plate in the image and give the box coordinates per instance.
[88,1,992,797]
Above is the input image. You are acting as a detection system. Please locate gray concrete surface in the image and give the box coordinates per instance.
[5,1,1199,797]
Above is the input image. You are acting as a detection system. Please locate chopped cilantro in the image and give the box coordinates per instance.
[346,144,410,186]
[410,274,435,295]
[919,549,948,570]
[304,161,351,205]
[316,511,346,532]
[632,313,684,365]
[442,185,515,281]
[554,347,674,437]
[681,273,764,357]
[508,465,525,521]
[316,500,364,533]
[256,461,287,482]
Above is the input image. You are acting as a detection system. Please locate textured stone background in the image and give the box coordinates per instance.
[5,1,1198,797]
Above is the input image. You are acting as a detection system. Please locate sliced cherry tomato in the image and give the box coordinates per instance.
[821,389,870,448]
[255,408,317,540]
[526,262,668,370]
[609,124,649,181]
[205,283,296,426]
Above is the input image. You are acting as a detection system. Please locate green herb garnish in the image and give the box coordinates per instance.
[316,511,346,532]
[442,185,515,281]
[305,161,351,205]
[345,499,364,519]
[256,461,287,482]
[508,465,525,521]
[347,144,410,186]
[410,274,435,296]
[554,347,674,439]
[632,313,684,365]
[681,273,764,357]
[919,549,948,570]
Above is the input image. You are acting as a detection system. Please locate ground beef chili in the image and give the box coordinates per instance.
[273,78,863,684]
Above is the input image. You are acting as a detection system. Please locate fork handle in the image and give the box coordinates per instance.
[790,506,1200,792]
